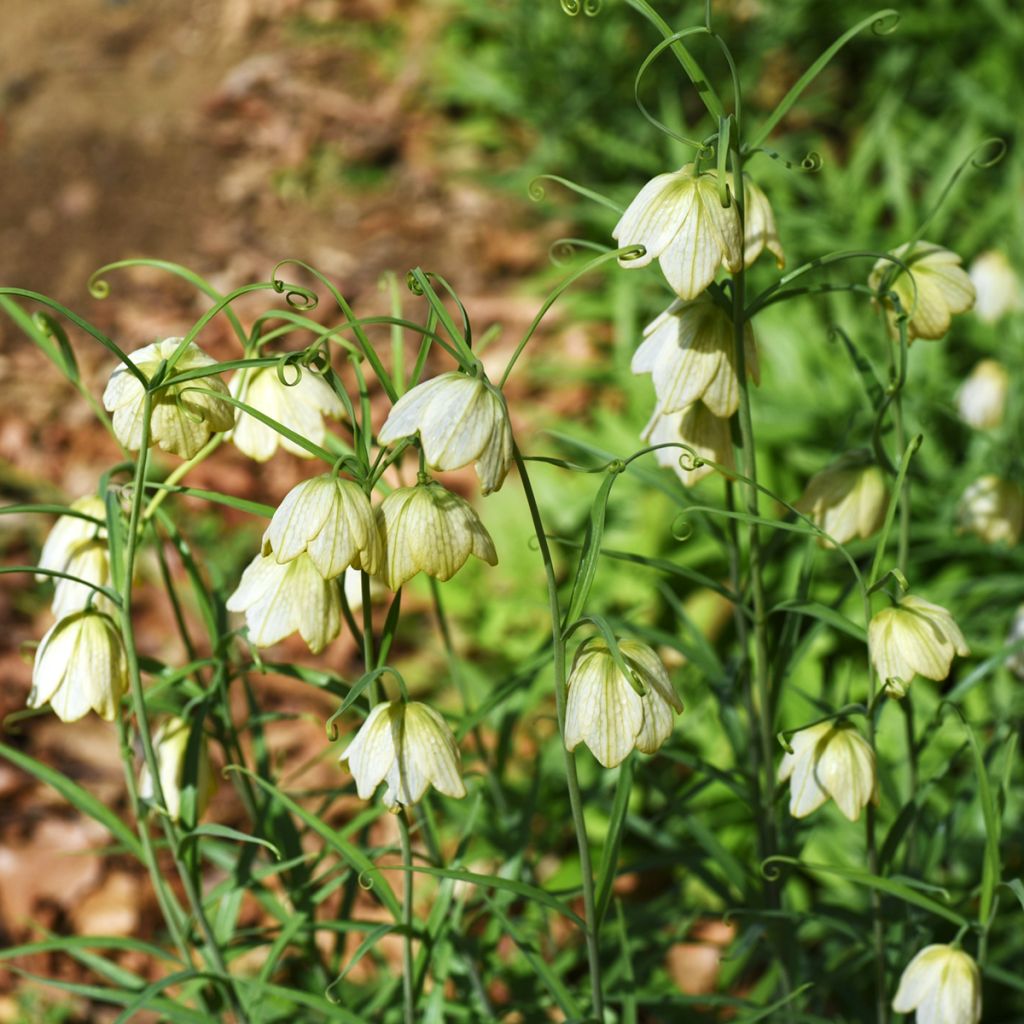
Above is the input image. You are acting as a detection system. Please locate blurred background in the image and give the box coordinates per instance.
[1,0,1022,1019]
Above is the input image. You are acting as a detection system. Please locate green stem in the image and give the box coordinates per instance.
[399,812,416,1024]
[514,446,604,1020]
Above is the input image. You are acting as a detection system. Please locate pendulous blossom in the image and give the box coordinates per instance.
[230,365,345,462]
[1006,604,1024,681]
[103,338,235,458]
[378,482,497,590]
[340,700,466,812]
[262,475,382,579]
[968,249,1022,324]
[37,495,106,582]
[641,400,735,487]
[613,164,743,300]
[956,474,1024,546]
[730,173,785,268]
[139,716,217,823]
[868,242,975,341]
[51,540,113,620]
[777,720,877,822]
[795,453,888,547]
[28,610,128,723]
[377,372,513,495]
[892,945,981,1024]
[956,359,1009,431]
[564,638,683,768]
[868,595,969,698]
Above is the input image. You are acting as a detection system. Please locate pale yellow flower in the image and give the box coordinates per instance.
[969,250,1022,323]
[377,372,513,495]
[340,700,466,811]
[641,400,734,486]
[957,474,1024,545]
[729,174,784,268]
[28,611,128,723]
[892,945,981,1024]
[51,540,113,620]
[777,721,877,822]
[102,338,235,458]
[869,595,969,698]
[378,483,497,590]
[868,242,975,341]
[613,164,743,300]
[632,297,759,417]
[230,365,345,462]
[957,359,1009,430]
[139,717,216,822]
[1006,604,1024,681]
[36,496,106,582]
[564,638,683,768]
[226,551,340,653]
[262,475,382,579]
[795,454,888,547]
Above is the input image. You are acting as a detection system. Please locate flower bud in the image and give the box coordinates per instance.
[613,164,743,300]
[28,610,128,723]
[377,373,513,495]
[868,595,969,698]
[892,944,981,1024]
[230,365,345,462]
[262,475,382,579]
[226,551,340,653]
[103,338,235,458]
[139,717,216,822]
[969,249,1022,323]
[868,242,975,341]
[378,482,497,590]
[956,474,1024,545]
[340,700,466,812]
[632,297,759,417]
[36,496,106,582]
[794,453,888,547]
[957,359,1008,430]
[642,400,735,486]
[777,721,877,822]
[564,638,683,768]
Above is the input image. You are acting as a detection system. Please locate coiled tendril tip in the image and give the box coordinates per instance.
[559,0,602,16]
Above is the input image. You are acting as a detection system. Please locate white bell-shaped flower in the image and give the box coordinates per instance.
[262,475,382,579]
[729,173,785,268]
[378,482,497,590]
[956,359,1009,430]
[28,610,128,723]
[1007,603,1024,681]
[340,700,466,812]
[226,551,340,654]
[139,716,217,823]
[51,540,114,619]
[102,338,235,458]
[36,496,106,582]
[868,595,969,698]
[613,164,743,300]
[868,242,975,341]
[892,945,981,1024]
[777,720,877,822]
[564,638,683,768]
[230,365,345,462]
[969,250,1022,323]
[956,474,1024,546]
[377,372,513,495]
[632,297,759,417]
[641,400,735,487]
[795,454,888,547]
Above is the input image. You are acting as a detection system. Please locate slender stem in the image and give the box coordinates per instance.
[514,446,604,1019]
[399,813,416,1024]
[140,434,224,525]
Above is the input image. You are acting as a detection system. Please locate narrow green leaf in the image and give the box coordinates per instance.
[770,600,866,643]
[179,823,282,860]
[564,470,619,626]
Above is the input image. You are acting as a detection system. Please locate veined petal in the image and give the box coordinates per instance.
[377,375,452,445]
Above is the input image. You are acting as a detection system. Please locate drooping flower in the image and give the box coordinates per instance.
[613,164,743,300]
[868,242,975,341]
[230,365,345,462]
[868,595,969,698]
[777,720,877,822]
[631,297,759,417]
[226,551,340,653]
[262,475,382,579]
[139,717,216,823]
[892,945,981,1024]
[794,453,888,547]
[377,372,513,495]
[641,400,735,487]
[564,638,683,768]
[102,338,235,458]
[36,495,106,582]
[957,359,1008,430]
[956,474,1024,546]
[51,540,113,620]
[28,610,128,723]
[730,173,785,268]
[969,249,1022,324]
[340,700,466,812]
[378,482,497,590]
[1006,604,1024,681]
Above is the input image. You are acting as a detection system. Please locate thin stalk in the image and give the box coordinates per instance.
[514,446,604,1019]
[399,813,416,1024]
[141,434,224,525]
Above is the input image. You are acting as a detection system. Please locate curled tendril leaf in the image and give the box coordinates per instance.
[275,353,306,388]
[405,271,425,296]
[871,10,901,34]
[560,0,602,15]
[88,275,111,300]
[618,243,647,264]
[357,870,375,892]
[670,512,694,542]
[747,146,823,173]
[528,174,624,214]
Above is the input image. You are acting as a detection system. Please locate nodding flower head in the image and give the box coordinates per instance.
[969,249,1022,324]
[139,716,217,823]
[795,453,888,548]
[729,173,784,269]
[956,359,1009,431]
[613,164,743,301]
[102,338,235,458]
[642,400,735,487]
[956,474,1024,546]
[892,945,981,1024]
